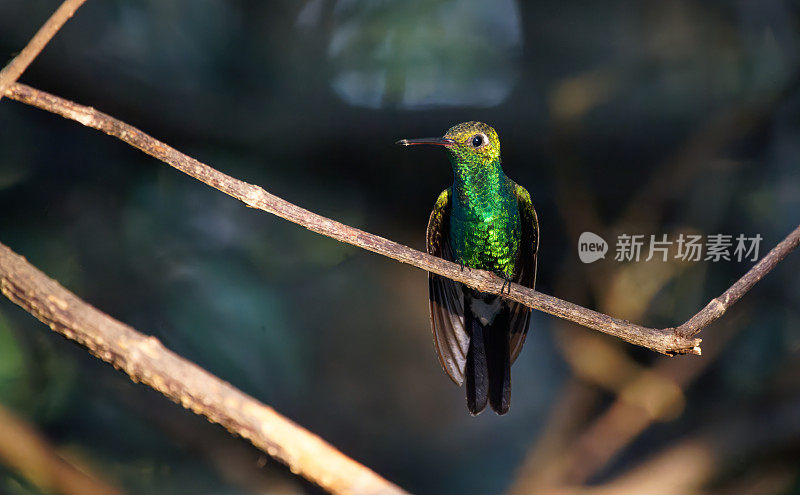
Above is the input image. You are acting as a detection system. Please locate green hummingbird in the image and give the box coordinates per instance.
[398,121,539,415]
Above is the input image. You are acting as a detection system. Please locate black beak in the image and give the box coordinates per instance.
[396,136,455,147]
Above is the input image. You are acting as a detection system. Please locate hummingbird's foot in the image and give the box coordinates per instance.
[498,274,514,295]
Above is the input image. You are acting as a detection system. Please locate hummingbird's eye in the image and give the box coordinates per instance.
[471,134,484,147]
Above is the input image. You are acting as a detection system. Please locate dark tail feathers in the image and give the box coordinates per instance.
[465,300,511,415]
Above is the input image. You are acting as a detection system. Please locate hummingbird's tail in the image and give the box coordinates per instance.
[465,307,488,415]
[465,294,511,415]
[486,309,511,414]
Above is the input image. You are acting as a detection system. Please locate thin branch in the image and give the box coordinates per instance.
[0,241,407,495]
[5,83,800,356]
[675,225,800,337]
[0,83,696,355]
[0,0,88,103]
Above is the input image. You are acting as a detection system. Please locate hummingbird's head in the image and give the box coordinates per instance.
[397,121,501,166]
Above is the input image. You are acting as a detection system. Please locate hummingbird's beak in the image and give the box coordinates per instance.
[396,136,455,147]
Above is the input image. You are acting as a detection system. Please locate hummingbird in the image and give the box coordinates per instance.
[397,121,539,415]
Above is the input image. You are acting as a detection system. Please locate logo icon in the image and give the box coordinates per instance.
[578,231,608,264]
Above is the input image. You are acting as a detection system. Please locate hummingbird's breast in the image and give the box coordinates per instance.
[449,180,521,278]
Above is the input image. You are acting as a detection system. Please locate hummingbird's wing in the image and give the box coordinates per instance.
[427,188,469,386]
[509,183,539,363]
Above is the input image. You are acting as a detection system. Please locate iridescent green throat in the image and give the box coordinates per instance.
[448,154,521,278]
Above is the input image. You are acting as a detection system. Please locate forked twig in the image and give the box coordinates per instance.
[0,0,88,102]
[6,82,800,356]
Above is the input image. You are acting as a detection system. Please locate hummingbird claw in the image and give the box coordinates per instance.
[498,275,513,295]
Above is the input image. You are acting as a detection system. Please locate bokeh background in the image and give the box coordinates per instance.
[1,1,800,494]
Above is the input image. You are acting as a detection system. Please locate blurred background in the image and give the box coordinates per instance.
[1,0,800,494]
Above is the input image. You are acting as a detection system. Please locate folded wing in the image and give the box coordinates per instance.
[509,183,539,363]
[427,188,469,385]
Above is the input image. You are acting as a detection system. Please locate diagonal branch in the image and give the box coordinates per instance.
[5,82,800,356]
[0,0,88,103]
[0,241,407,495]
[675,225,800,338]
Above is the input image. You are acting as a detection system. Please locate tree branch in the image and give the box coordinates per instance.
[0,0,88,103]
[675,225,800,338]
[5,82,800,356]
[0,241,407,495]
